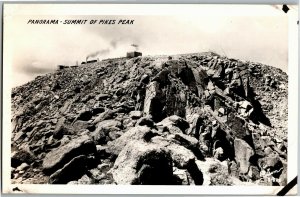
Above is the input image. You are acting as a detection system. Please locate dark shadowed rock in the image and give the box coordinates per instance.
[92,107,105,115]
[48,155,88,184]
[76,110,93,121]
[136,116,155,128]
[226,112,250,140]
[11,150,36,168]
[140,74,150,84]
[53,117,67,139]
[152,69,170,86]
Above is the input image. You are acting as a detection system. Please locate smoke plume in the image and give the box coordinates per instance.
[86,49,110,61]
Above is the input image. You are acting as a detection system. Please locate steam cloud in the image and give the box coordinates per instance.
[86,49,110,61]
[86,38,128,61]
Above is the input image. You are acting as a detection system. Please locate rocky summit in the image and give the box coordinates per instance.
[11,52,288,185]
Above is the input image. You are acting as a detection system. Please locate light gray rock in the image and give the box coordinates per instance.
[111,140,173,184]
[234,138,254,174]
[129,111,143,119]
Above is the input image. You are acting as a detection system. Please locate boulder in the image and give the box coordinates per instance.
[42,135,96,174]
[143,81,163,121]
[234,138,254,174]
[167,143,195,168]
[196,158,228,186]
[77,174,94,184]
[92,126,121,145]
[49,155,88,184]
[59,100,73,114]
[252,133,267,156]
[16,162,30,172]
[172,133,198,149]
[72,120,95,132]
[11,149,35,168]
[174,132,204,159]
[258,153,283,175]
[53,117,67,139]
[156,115,189,134]
[53,125,69,140]
[207,69,215,77]
[111,140,173,184]
[96,119,122,129]
[129,110,143,119]
[227,112,249,139]
[106,126,154,156]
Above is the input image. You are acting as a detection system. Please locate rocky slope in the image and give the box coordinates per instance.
[11,52,288,185]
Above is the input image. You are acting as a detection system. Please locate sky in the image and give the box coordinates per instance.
[4,4,297,87]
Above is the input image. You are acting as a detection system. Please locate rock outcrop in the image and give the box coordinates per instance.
[11,52,288,185]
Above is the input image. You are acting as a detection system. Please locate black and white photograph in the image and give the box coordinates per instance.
[2,3,298,195]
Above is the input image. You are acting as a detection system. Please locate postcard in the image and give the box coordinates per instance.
[2,3,298,195]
